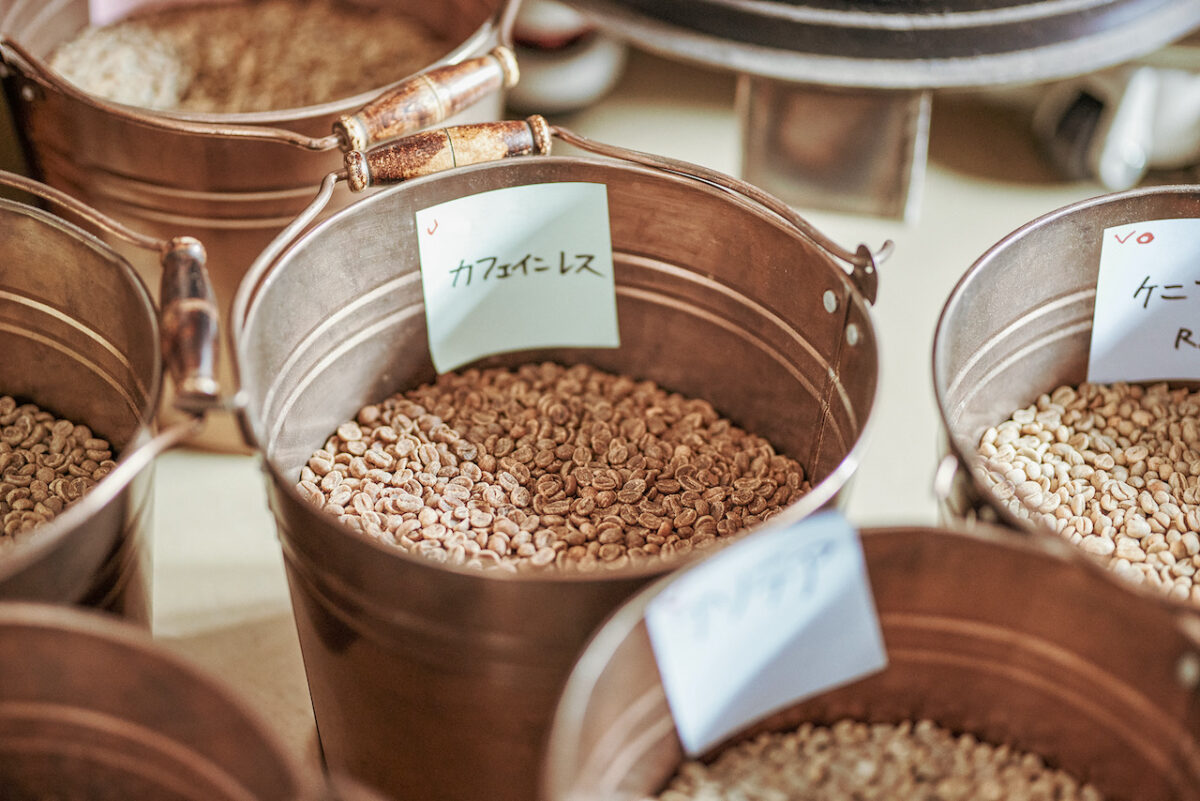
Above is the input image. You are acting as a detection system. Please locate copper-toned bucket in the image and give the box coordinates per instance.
[0,0,517,449]
[232,124,884,801]
[0,602,308,800]
[0,171,219,622]
[544,524,1200,801]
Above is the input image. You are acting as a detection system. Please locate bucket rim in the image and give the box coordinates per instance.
[931,181,1200,618]
[0,196,164,585]
[7,8,503,128]
[234,152,882,586]
[233,152,880,375]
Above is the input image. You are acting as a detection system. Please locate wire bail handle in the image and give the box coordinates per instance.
[339,116,889,304]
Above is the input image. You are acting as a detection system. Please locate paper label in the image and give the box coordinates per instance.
[415,182,619,374]
[88,0,236,26]
[1089,217,1200,383]
[645,512,887,756]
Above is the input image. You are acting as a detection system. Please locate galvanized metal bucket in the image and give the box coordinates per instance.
[0,171,219,622]
[544,524,1200,801]
[0,0,518,450]
[932,185,1200,609]
[232,120,885,801]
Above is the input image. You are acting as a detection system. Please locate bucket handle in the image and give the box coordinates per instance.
[0,171,220,420]
[229,115,890,449]
[331,47,518,153]
[561,125,887,303]
[235,113,892,345]
[0,1,519,153]
[338,116,889,303]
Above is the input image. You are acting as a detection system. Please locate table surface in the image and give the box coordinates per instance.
[150,48,1111,771]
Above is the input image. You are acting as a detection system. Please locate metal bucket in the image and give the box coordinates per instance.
[0,171,219,622]
[0,0,518,450]
[932,185,1200,607]
[0,601,333,801]
[544,524,1200,801]
[232,122,883,801]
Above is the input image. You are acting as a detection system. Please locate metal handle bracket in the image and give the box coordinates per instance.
[159,237,220,417]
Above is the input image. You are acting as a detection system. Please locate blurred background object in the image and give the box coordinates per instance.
[506,0,627,114]
[1030,34,1200,190]
[550,0,1200,220]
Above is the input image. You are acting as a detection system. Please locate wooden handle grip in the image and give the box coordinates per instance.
[333,47,519,152]
[159,237,220,415]
[344,115,552,191]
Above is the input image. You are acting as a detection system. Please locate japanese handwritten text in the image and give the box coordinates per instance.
[448,251,603,288]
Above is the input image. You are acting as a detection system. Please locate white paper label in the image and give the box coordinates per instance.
[1089,217,1200,383]
[415,182,619,374]
[88,0,235,25]
[645,512,887,756]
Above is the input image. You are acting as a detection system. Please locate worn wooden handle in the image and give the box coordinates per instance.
[159,237,220,416]
[344,115,552,191]
[333,47,519,152]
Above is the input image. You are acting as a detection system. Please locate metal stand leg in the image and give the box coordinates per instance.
[738,76,932,221]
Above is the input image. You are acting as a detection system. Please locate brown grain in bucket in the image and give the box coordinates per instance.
[648,718,1103,800]
[48,0,452,113]
[975,381,1200,605]
[297,361,814,572]
[0,395,115,542]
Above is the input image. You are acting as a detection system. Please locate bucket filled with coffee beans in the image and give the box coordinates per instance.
[935,185,1200,612]
[544,522,1200,801]
[0,171,219,622]
[232,120,885,801]
[0,0,518,450]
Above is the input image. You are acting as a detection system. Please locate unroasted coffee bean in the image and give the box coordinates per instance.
[653,719,1102,801]
[299,362,812,571]
[977,381,1200,604]
[0,396,113,547]
[50,0,450,113]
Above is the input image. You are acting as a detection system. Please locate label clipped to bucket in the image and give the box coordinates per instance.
[1090,218,1200,383]
[415,182,619,374]
[645,511,887,757]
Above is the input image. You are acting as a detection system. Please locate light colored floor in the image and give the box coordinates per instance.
[151,48,1107,768]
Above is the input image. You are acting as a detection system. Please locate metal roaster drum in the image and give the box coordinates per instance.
[232,122,884,801]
